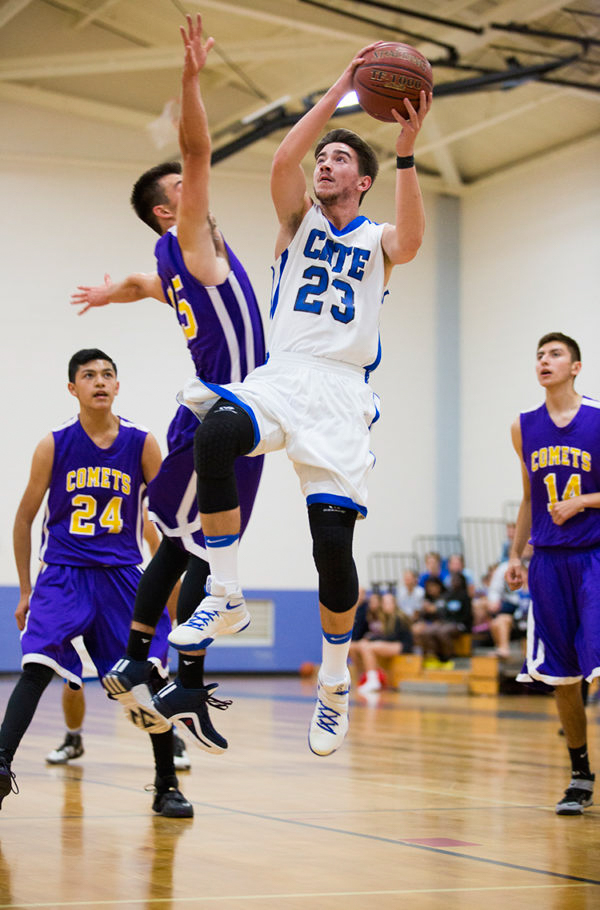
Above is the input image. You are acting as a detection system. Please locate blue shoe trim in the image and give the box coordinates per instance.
[170,638,213,652]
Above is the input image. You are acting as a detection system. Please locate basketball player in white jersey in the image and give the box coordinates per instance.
[163,43,432,756]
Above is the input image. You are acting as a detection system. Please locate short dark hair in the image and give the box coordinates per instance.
[314,129,379,205]
[537,332,581,363]
[68,349,117,383]
[130,161,181,235]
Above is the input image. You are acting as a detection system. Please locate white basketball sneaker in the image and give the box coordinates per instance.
[168,576,250,650]
[308,670,351,756]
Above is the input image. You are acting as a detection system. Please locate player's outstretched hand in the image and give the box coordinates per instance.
[70,273,112,315]
[391,90,433,155]
[180,13,214,77]
[505,558,525,591]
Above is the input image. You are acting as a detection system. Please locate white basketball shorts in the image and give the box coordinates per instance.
[181,352,380,517]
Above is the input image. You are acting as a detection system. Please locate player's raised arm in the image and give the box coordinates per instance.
[13,434,54,630]
[176,14,226,287]
[70,272,165,315]
[270,44,378,251]
[381,90,432,267]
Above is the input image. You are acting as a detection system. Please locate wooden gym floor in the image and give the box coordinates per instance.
[0,674,598,910]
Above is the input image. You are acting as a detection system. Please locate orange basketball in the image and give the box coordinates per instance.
[353,42,433,123]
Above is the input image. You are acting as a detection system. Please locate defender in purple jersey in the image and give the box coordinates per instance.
[0,350,193,818]
[507,332,600,816]
[69,16,264,744]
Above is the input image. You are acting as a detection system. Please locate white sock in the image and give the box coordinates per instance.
[205,534,240,589]
[321,630,352,685]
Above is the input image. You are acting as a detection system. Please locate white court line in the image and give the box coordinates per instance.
[0,882,595,907]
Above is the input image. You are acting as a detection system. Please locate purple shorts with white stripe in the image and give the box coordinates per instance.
[21,563,171,686]
[147,404,263,558]
[518,546,600,686]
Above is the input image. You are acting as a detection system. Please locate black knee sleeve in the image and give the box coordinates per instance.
[308,503,358,613]
[194,400,254,514]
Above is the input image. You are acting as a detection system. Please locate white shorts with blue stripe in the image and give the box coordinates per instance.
[180,352,380,517]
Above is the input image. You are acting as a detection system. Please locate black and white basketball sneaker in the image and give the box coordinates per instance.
[152,680,230,754]
[555,773,595,815]
[102,657,171,734]
[46,732,84,765]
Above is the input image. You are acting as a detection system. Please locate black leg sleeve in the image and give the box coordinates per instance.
[133,536,190,627]
[0,663,55,761]
[176,555,211,625]
[149,729,175,780]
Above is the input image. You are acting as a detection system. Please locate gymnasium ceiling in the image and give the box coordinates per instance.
[1,0,599,194]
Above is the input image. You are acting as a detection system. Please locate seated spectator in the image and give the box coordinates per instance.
[488,546,532,658]
[471,563,499,634]
[397,569,424,618]
[350,591,413,694]
[411,576,446,661]
[352,588,378,641]
[412,574,471,668]
[418,551,443,589]
[441,553,476,598]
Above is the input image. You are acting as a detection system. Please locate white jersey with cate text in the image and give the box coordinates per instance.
[268,204,387,372]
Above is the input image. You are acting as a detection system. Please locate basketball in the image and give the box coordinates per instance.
[353,42,433,123]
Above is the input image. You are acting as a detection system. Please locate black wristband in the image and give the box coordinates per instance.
[396,155,415,169]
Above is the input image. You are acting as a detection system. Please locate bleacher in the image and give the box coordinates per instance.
[365,506,523,696]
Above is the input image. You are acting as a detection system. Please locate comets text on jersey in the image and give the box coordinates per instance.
[530,445,591,472]
[65,466,132,495]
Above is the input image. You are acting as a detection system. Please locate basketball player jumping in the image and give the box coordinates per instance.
[70,15,265,752]
[167,42,432,756]
[0,349,192,817]
[506,332,600,814]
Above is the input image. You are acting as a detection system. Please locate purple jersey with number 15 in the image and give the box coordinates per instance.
[520,396,600,548]
[40,416,148,567]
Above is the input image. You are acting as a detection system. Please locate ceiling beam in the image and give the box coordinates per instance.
[419,0,570,58]
[73,0,123,32]
[0,81,151,127]
[0,47,183,80]
[0,0,34,29]
[198,0,373,43]
[0,36,329,81]
[417,88,565,157]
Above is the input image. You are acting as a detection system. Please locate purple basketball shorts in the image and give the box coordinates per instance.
[21,563,171,686]
[518,545,600,686]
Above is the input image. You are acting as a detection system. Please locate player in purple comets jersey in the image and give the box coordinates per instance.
[70,16,265,750]
[506,332,600,816]
[0,349,192,818]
